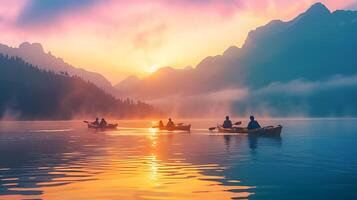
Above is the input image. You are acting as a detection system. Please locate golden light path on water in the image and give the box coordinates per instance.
[0,122,255,200]
[2,120,357,200]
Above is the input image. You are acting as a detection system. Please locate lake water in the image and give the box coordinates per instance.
[0,119,357,200]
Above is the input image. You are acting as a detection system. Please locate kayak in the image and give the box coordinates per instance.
[87,123,118,129]
[154,124,191,131]
[160,124,191,131]
[216,125,282,136]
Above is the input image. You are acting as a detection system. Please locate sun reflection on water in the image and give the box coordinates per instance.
[0,123,255,200]
[148,127,158,147]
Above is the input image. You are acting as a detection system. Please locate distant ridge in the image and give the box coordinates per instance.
[0,42,116,95]
[0,54,159,120]
[115,3,357,117]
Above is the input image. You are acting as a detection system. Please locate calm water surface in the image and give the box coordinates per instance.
[0,119,357,200]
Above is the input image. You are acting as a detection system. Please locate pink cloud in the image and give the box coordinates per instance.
[1,0,356,82]
[132,23,167,51]
[4,0,356,36]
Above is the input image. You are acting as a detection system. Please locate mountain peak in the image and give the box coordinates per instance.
[0,41,115,94]
[292,2,331,23]
[223,46,240,57]
[19,42,44,53]
[306,2,330,15]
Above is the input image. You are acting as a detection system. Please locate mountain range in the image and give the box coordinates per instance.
[1,2,356,118]
[0,42,116,94]
[0,55,159,120]
[115,3,357,117]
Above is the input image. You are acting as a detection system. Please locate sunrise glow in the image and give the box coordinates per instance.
[0,0,355,83]
[147,65,158,74]
[1,1,357,200]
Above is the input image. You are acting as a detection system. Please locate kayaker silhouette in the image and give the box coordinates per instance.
[247,116,261,130]
[222,116,233,128]
[158,120,164,128]
[92,118,99,126]
[100,118,107,127]
[166,118,175,128]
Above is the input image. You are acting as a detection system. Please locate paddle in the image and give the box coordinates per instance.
[209,123,222,131]
[234,121,242,126]
[209,121,242,131]
[208,127,216,131]
[83,120,89,123]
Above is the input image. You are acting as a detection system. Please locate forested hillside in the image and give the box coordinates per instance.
[0,54,159,120]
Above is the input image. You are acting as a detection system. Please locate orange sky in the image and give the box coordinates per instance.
[0,0,356,84]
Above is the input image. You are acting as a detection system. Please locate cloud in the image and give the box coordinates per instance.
[2,0,355,83]
[254,75,357,95]
[147,88,248,117]
[142,74,357,117]
[164,0,245,16]
[132,23,167,51]
[233,75,357,117]
[16,0,99,26]
[344,2,357,10]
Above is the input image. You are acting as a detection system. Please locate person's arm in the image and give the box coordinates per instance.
[247,122,252,129]
[256,121,261,128]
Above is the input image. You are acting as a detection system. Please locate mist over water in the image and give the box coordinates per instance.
[0,119,357,200]
[146,75,357,118]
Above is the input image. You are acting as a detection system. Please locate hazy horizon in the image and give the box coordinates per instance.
[1,1,357,119]
[1,2,357,199]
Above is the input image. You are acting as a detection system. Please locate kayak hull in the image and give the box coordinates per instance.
[217,125,282,136]
[88,123,118,129]
[157,124,191,132]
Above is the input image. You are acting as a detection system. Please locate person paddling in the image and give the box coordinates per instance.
[166,118,175,128]
[92,118,99,126]
[158,120,164,128]
[222,116,233,128]
[247,115,261,130]
[100,118,107,127]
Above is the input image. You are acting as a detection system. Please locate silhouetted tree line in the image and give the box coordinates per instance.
[0,54,161,120]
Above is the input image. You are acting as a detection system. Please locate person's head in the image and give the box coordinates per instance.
[250,115,255,121]
[226,116,229,120]
[96,118,98,121]
[168,118,172,122]
[101,118,104,121]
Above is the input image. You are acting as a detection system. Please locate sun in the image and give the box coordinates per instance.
[148,64,158,73]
